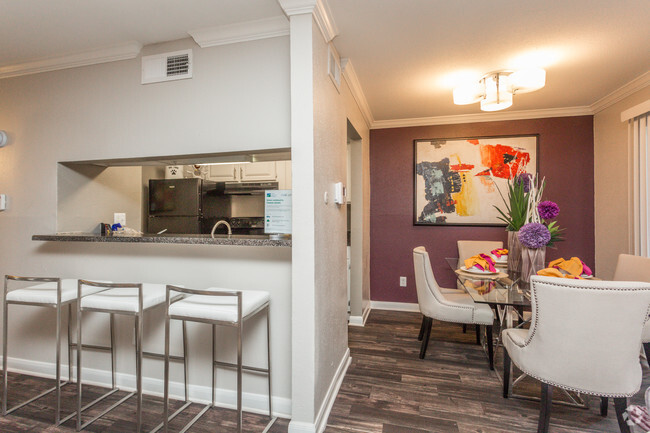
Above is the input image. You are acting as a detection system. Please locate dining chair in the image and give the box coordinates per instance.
[413,247,495,368]
[456,241,504,335]
[502,275,650,433]
[613,253,650,360]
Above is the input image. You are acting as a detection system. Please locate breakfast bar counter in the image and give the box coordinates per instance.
[32,233,292,247]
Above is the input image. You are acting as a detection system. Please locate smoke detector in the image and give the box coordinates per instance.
[141,49,193,84]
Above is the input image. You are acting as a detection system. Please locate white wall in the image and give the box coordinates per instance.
[594,85,650,278]
[0,35,293,414]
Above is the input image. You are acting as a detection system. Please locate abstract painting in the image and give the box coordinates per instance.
[414,135,538,226]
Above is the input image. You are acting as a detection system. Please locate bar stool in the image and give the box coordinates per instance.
[76,280,189,433]
[2,276,107,425]
[163,285,274,433]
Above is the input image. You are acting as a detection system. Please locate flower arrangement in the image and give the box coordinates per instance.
[518,222,551,248]
[494,172,533,231]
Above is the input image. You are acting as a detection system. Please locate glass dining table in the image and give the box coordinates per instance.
[445,257,588,408]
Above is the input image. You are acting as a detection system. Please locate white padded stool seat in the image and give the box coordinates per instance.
[169,289,270,323]
[80,283,176,312]
[6,279,108,304]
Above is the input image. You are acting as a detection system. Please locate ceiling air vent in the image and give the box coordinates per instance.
[141,49,193,84]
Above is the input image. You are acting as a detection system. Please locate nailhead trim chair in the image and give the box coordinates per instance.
[502,275,650,433]
[413,247,495,368]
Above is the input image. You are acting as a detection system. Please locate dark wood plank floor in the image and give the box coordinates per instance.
[325,310,649,433]
[2,310,647,432]
[0,373,287,432]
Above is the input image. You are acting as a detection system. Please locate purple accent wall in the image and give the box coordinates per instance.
[370,116,594,303]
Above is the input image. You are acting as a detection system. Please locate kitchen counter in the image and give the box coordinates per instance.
[32,232,292,247]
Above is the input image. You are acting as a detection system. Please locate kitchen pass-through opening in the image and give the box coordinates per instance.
[56,149,291,236]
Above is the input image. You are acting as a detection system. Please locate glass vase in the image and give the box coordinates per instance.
[521,246,546,283]
[507,231,522,273]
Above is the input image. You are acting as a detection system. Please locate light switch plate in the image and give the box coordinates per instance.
[0,194,6,210]
[114,213,126,227]
[400,276,407,287]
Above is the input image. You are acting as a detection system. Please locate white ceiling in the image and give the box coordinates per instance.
[1,0,648,123]
[0,0,285,65]
[327,0,650,121]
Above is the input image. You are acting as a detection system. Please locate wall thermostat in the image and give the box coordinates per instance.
[0,131,7,147]
[334,182,346,205]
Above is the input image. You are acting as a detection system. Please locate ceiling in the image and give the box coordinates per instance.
[327,0,650,121]
[0,0,285,65]
[1,0,648,124]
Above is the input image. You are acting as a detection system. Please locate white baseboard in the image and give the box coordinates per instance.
[288,348,351,433]
[348,305,371,327]
[1,355,291,418]
[370,301,420,312]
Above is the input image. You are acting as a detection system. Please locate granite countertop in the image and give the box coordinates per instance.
[32,233,292,247]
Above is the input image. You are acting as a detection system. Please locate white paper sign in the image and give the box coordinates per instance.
[265,190,292,234]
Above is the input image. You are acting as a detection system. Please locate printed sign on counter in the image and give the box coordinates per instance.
[265,190,292,234]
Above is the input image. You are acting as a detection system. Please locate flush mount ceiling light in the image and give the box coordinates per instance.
[453,69,546,112]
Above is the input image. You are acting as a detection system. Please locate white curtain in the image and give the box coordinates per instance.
[631,111,650,256]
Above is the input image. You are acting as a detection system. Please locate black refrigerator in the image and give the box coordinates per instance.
[147,178,224,234]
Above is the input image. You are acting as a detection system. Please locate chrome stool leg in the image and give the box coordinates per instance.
[212,324,216,407]
[2,282,9,417]
[68,304,73,384]
[55,298,62,424]
[267,307,272,417]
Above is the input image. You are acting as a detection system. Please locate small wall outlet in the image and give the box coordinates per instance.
[114,213,126,227]
[399,276,407,287]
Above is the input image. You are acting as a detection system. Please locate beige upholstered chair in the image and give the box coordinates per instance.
[457,240,504,264]
[613,253,650,357]
[413,247,495,368]
[456,240,504,334]
[502,276,650,433]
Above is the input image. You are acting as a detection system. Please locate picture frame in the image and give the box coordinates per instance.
[413,134,539,226]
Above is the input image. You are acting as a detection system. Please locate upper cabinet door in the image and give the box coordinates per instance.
[240,162,277,181]
[209,164,239,182]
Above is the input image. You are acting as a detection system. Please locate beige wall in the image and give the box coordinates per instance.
[312,21,349,416]
[0,36,293,414]
[594,86,650,278]
[58,164,143,233]
[341,78,371,319]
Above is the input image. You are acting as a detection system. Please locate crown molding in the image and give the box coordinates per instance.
[341,58,374,129]
[314,0,338,42]
[188,16,289,48]
[0,42,142,80]
[370,106,593,129]
[590,71,650,114]
[277,0,317,16]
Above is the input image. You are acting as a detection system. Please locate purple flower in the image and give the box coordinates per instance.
[515,173,532,193]
[518,222,551,249]
[538,201,560,220]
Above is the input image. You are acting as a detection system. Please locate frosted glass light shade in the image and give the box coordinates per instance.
[453,82,484,105]
[480,74,513,111]
[509,68,546,94]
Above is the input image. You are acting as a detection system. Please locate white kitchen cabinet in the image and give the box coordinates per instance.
[276,160,292,189]
[208,162,277,182]
[240,161,277,181]
[208,164,239,181]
